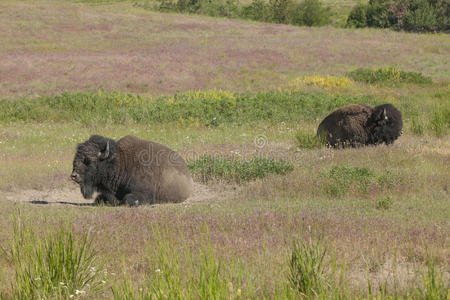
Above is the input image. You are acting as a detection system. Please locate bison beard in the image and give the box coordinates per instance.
[317,103,402,148]
[71,135,193,206]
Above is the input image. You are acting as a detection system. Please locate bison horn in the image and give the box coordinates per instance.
[383,108,388,120]
[98,140,110,160]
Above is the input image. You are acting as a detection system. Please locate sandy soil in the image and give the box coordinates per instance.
[1,183,226,207]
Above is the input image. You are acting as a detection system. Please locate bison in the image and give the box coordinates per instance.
[317,103,402,148]
[71,135,193,206]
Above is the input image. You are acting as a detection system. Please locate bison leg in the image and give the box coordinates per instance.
[95,193,119,206]
[123,193,146,207]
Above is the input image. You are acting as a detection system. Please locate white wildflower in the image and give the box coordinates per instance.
[75,289,86,295]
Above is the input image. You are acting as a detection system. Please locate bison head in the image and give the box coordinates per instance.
[71,135,116,199]
[368,104,403,145]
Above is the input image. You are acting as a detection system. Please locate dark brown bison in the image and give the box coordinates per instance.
[367,104,403,146]
[317,103,402,148]
[71,135,193,206]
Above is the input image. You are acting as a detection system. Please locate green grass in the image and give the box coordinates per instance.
[288,239,329,298]
[0,1,449,298]
[347,67,433,85]
[295,130,326,149]
[188,155,294,183]
[0,90,381,125]
[1,214,105,299]
[321,165,404,198]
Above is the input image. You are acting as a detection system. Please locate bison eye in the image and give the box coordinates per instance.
[83,157,90,166]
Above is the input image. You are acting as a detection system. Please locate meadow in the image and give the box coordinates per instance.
[0,0,449,299]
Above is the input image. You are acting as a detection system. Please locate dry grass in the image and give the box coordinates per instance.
[0,0,449,99]
[0,0,449,298]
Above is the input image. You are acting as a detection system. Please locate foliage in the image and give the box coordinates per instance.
[346,0,449,32]
[322,166,403,198]
[346,3,368,28]
[289,75,353,89]
[138,0,331,27]
[347,67,432,85]
[0,90,381,125]
[2,215,105,299]
[288,239,329,297]
[418,258,449,300]
[428,105,450,137]
[188,155,294,183]
[298,0,330,26]
[295,131,326,149]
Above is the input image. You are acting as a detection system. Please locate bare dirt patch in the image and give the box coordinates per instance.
[1,182,229,206]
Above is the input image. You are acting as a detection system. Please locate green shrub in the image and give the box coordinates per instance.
[346,3,368,28]
[346,0,449,32]
[298,0,330,26]
[295,131,326,149]
[2,216,105,299]
[347,67,432,85]
[268,0,293,23]
[187,155,294,183]
[288,239,329,297]
[241,0,270,21]
[138,0,331,27]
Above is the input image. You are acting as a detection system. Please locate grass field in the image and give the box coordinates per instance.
[0,0,449,299]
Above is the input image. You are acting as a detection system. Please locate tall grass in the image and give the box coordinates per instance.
[1,215,105,299]
[112,225,228,299]
[288,239,329,298]
[419,258,449,300]
[295,130,326,149]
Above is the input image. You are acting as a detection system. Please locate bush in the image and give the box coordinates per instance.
[139,0,331,27]
[346,0,449,32]
[241,0,270,21]
[347,67,433,85]
[346,4,368,28]
[187,155,294,183]
[299,0,330,26]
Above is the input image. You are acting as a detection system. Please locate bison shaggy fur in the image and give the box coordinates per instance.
[71,135,193,206]
[317,103,402,148]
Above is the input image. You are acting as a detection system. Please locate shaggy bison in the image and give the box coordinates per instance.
[71,135,193,206]
[317,103,402,148]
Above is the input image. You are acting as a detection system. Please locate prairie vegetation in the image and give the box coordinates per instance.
[0,0,449,299]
